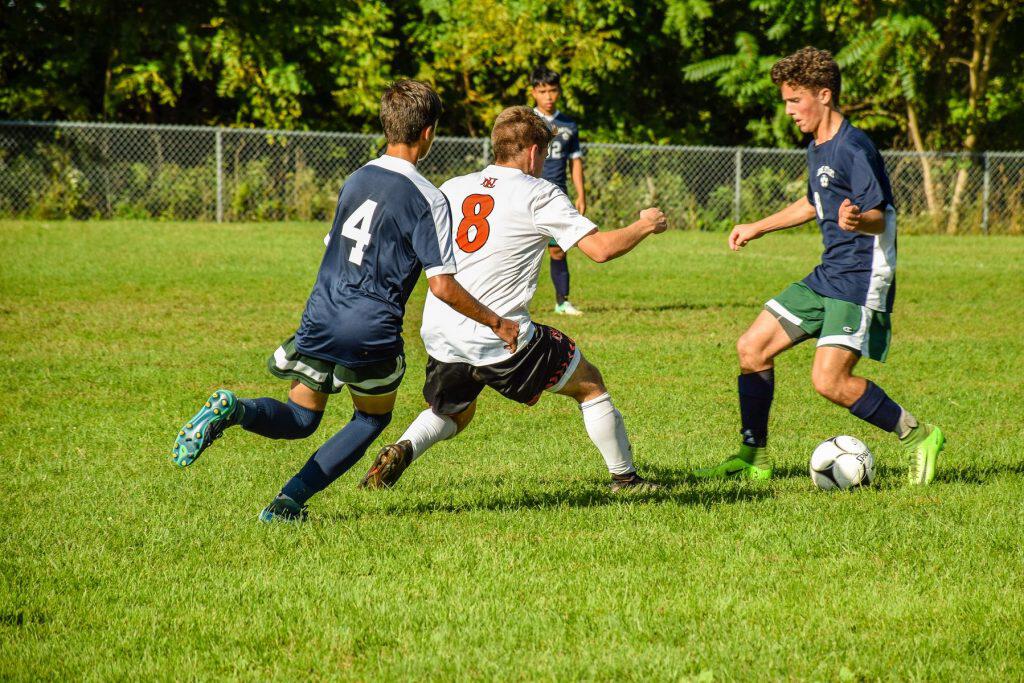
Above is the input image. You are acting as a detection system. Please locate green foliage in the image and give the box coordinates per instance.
[0,2,1020,147]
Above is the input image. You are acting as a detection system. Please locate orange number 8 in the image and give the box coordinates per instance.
[456,194,494,253]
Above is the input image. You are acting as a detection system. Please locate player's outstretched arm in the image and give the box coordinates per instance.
[729,197,817,251]
[575,207,667,263]
[428,274,520,353]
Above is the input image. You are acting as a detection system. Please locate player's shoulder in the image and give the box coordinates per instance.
[553,111,578,127]
[443,167,552,199]
[842,120,882,158]
[439,170,484,196]
[360,156,444,213]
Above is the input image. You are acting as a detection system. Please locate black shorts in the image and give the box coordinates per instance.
[423,323,581,415]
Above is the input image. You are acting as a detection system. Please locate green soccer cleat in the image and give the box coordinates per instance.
[692,444,772,480]
[171,389,240,467]
[906,424,945,485]
[258,495,308,523]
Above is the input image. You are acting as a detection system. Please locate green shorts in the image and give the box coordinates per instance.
[267,336,405,395]
[764,282,892,362]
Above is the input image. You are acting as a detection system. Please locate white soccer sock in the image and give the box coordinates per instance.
[579,393,635,475]
[896,408,919,440]
[399,409,457,460]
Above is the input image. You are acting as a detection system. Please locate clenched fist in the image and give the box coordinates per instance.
[640,207,668,233]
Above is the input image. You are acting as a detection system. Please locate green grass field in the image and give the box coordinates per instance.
[2,221,1023,680]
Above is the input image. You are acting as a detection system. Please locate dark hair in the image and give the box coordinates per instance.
[492,106,554,162]
[529,66,561,88]
[770,47,842,105]
[379,79,443,145]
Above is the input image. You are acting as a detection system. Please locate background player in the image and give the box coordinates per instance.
[358,106,668,492]
[531,66,587,316]
[693,48,945,484]
[170,80,519,522]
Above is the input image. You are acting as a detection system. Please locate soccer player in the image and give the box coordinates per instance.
[693,47,945,484]
[357,106,668,492]
[170,80,520,521]
[531,67,587,316]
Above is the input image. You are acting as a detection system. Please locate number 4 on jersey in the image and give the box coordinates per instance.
[341,199,378,265]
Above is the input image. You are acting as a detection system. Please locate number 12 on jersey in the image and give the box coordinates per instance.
[341,199,378,265]
[456,194,493,253]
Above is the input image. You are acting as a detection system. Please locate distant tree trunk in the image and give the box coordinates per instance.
[947,2,1008,234]
[462,70,477,137]
[906,101,938,219]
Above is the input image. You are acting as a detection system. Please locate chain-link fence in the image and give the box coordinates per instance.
[1,120,1021,234]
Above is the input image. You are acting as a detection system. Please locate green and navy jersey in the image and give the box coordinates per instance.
[535,109,581,193]
[294,155,456,367]
[804,119,897,312]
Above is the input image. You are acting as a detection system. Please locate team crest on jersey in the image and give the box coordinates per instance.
[482,177,497,188]
[556,126,572,140]
[817,165,836,188]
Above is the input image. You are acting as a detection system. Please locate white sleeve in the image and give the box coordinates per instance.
[422,192,457,278]
[531,182,597,251]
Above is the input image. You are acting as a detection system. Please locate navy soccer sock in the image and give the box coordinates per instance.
[236,398,322,440]
[280,410,392,505]
[738,370,774,448]
[550,256,570,304]
[849,381,902,433]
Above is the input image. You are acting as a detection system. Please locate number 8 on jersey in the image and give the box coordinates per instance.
[456,194,493,253]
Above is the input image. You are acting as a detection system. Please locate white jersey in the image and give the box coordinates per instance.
[421,165,597,366]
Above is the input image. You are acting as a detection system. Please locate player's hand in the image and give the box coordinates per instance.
[837,198,861,232]
[492,318,520,354]
[575,197,587,216]
[728,223,762,251]
[640,207,668,234]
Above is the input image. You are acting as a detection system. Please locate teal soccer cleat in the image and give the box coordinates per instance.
[171,389,240,467]
[258,496,308,523]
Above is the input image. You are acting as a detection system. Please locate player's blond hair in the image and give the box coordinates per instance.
[491,106,554,163]
[771,47,842,105]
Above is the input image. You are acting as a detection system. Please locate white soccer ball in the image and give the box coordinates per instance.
[809,435,875,490]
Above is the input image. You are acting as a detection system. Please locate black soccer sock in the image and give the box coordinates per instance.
[237,398,322,440]
[849,381,902,433]
[738,370,774,448]
[281,410,392,505]
[550,256,570,305]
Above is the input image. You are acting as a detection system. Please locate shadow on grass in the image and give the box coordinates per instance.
[743,461,1024,486]
[324,471,775,522]
[582,301,752,313]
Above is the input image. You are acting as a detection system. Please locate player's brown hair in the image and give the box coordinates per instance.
[771,47,842,105]
[491,106,554,162]
[379,80,443,145]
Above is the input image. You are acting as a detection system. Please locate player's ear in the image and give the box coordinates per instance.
[818,88,833,106]
[421,124,436,142]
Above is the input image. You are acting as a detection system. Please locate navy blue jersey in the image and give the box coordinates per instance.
[293,155,457,366]
[535,109,581,192]
[803,119,898,312]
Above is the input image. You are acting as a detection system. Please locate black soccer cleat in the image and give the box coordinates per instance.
[359,440,414,489]
[610,471,662,493]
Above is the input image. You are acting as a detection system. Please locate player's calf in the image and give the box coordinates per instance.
[558,357,659,491]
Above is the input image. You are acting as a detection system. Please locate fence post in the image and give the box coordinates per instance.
[981,152,990,235]
[215,128,224,223]
[481,137,490,165]
[733,148,743,223]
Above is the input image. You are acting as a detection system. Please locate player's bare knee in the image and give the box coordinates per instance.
[736,335,767,373]
[450,402,476,434]
[811,368,845,404]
